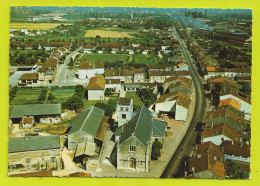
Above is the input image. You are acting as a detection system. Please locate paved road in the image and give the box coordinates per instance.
[161,25,207,178]
[54,47,82,85]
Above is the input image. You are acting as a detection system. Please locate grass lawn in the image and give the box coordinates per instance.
[81,54,130,64]
[133,54,158,64]
[11,87,45,105]
[83,99,109,108]
[125,91,144,108]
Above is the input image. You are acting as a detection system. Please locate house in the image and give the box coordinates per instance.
[174,61,189,71]
[18,73,39,87]
[87,76,105,100]
[38,57,59,85]
[202,123,243,146]
[116,105,167,172]
[165,80,191,95]
[67,106,108,166]
[22,116,35,128]
[163,76,192,94]
[148,70,173,83]
[105,79,121,92]
[97,43,123,51]
[147,64,172,71]
[9,104,62,124]
[133,68,145,83]
[219,88,251,119]
[155,91,191,121]
[98,50,103,54]
[105,70,133,84]
[8,135,61,173]
[189,142,225,179]
[78,61,104,79]
[117,97,133,127]
[221,140,250,163]
[161,44,171,51]
[82,46,95,53]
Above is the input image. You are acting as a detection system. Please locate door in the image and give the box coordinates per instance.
[129,157,136,169]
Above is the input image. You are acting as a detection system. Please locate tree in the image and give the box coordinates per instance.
[105,88,112,96]
[151,138,163,160]
[226,161,249,179]
[48,93,55,101]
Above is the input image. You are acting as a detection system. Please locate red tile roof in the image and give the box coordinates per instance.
[189,142,225,179]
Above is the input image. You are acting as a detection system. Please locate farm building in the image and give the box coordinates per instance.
[8,135,62,173]
[155,91,191,121]
[9,104,62,124]
[78,61,104,80]
[87,76,105,101]
[67,106,108,166]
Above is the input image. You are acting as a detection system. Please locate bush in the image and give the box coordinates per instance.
[151,138,163,160]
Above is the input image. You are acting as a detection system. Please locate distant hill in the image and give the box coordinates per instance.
[10,6,36,18]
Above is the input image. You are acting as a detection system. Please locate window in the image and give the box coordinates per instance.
[50,150,55,156]
[129,145,136,152]
[33,80,37,83]
[21,153,24,157]
[26,158,30,163]
[122,114,126,119]
[125,107,129,111]
[51,157,56,163]
[120,107,124,111]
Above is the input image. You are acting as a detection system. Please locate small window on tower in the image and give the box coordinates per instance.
[120,107,124,111]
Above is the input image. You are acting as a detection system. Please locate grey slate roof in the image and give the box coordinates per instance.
[9,135,60,153]
[152,119,167,137]
[68,106,104,136]
[9,104,61,119]
[119,105,166,146]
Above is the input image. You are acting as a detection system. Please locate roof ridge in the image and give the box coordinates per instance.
[134,105,144,136]
[79,106,93,131]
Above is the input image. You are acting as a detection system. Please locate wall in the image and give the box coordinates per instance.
[117,136,152,172]
[8,148,61,172]
[88,89,104,100]
[175,105,188,121]
[78,68,104,79]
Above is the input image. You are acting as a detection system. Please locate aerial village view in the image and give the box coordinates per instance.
[8,6,252,179]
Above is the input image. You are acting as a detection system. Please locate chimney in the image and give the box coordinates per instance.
[231,140,234,145]
[211,121,214,128]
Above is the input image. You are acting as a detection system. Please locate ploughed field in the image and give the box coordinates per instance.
[84,30,133,38]
[10,22,73,30]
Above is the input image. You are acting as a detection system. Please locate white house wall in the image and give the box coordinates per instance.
[175,105,188,121]
[88,89,104,100]
[78,68,104,79]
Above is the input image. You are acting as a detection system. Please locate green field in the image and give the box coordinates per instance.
[125,91,144,108]
[10,87,45,105]
[50,89,75,103]
[81,53,158,65]
[81,54,130,63]
[133,54,158,64]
